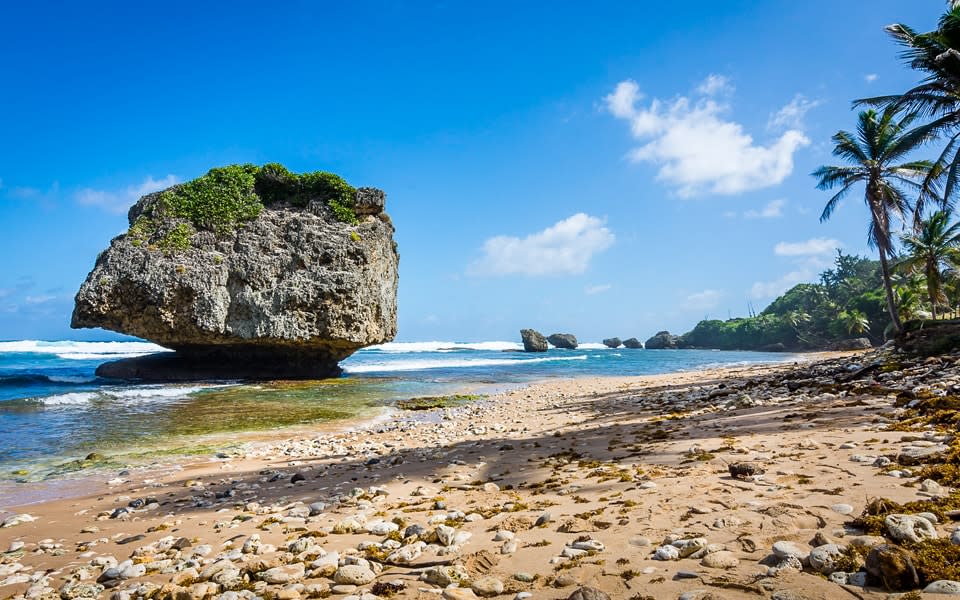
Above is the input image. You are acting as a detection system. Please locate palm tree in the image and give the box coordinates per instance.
[813,109,935,335]
[858,5,960,211]
[899,210,960,318]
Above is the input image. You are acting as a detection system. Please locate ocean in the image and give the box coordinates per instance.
[0,340,798,485]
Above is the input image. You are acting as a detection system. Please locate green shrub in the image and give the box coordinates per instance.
[157,223,195,254]
[147,164,359,233]
[153,164,262,233]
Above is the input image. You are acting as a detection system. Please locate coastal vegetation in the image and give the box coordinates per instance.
[686,2,960,351]
[127,163,359,252]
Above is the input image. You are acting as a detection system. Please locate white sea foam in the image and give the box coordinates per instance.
[36,392,99,405]
[577,343,612,350]
[344,354,587,374]
[47,375,98,384]
[0,340,170,359]
[34,384,226,407]
[367,341,523,353]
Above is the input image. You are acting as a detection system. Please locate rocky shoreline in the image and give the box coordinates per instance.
[2,350,960,599]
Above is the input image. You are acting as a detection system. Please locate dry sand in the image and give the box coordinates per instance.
[1,352,956,600]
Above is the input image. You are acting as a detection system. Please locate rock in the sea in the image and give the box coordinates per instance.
[865,544,919,591]
[644,331,680,349]
[71,165,398,380]
[622,337,643,349]
[547,333,578,349]
[602,337,621,348]
[520,329,548,352]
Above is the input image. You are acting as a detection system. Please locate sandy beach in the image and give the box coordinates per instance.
[2,350,959,600]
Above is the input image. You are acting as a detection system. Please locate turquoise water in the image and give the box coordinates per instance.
[0,340,798,482]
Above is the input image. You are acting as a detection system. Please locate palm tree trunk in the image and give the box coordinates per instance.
[930,279,938,320]
[878,246,903,335]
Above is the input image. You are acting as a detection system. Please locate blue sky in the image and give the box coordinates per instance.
[0,1,946,342]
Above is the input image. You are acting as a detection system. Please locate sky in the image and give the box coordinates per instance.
[0,1,948,342]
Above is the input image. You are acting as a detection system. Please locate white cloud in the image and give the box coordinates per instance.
[774,237,841,256]
[470,213,615,276]
[750,237,842,298]
[767,95,821,131]
[744,198,786,219]
[683,289,723,310]
[24,294,55,305]
[696,74,732,96]
[585,284,612,295]
[865,73,878,83]
[750,269,813,299]
[604,77,810,197]
[76,175,179,214]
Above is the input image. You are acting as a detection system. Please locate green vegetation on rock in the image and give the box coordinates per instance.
[127,163,359,252]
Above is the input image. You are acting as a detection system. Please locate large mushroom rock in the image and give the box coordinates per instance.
[644,331,680,349]
[547,333,578,349]
[622,337,643,349]
[72,164,398,380]
[602,337,622,349]
[520,329,548,352]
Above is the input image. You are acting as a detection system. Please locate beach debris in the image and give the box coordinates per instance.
[728,462,764,480]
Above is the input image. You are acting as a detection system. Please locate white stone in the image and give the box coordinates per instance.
[333,565,375,586]
[924,580,960,595]
[885,514,938,544]
[772,540,810,563]
[654,545,679,561]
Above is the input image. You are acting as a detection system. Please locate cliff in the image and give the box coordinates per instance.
[72,164,398,380]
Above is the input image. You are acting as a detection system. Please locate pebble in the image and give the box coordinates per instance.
[830,503,853,515]
[493,530,514,541]
[700,550,739,569]
[535,512,552,526]
[1,514,36,528]
[513,573,535,582]
[920,479,946,497]
[808,544,843,574]
[772,540,810,563]
[654,545,679,560]
[675,571,700,579]
[471,576,505,597]
[435,524,456,546]
[924,580,960,594]
[952,529,960,546]
[885,514,938,544]
[333,565,375,586]
[442,589,478,600]
[259,563,304,584]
